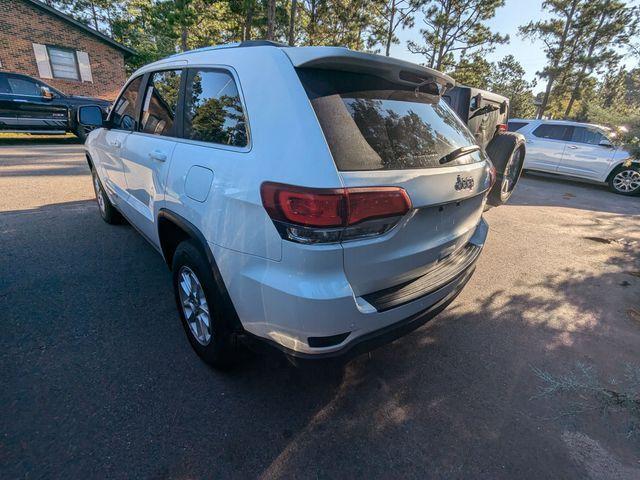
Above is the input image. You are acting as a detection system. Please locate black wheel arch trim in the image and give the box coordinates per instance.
[157,208,244,333]
[606,160,640,182]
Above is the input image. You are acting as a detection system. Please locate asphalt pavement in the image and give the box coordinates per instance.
[1,143,639,479]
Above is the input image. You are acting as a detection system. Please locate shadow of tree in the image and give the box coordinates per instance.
[1,187,639,478]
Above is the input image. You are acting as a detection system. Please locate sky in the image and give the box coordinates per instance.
[389,0,640,93]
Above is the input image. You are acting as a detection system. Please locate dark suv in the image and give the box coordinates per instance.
[0,72,110,140]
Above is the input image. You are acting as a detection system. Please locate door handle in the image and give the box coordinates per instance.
[526,139,534,144]
[567,145,578,149]
[149,150,167,162]
[108,139,122,148]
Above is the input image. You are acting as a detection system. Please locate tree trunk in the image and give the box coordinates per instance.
[435,0,452,70]
[244,0,254,41]
[288,0,297,45]
[90,0,99,31]
[385,1,396,57]
[181,27,188,51]
[537,0,580,119]
[564,3,609,118]
[267,0,276,40]
[309,0,317,45]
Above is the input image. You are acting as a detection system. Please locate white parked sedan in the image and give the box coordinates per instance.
[508,119,639,195]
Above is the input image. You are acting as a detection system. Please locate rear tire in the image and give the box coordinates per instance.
[91,167,123,224]
[608,164,640,196]
[172,240,240,368]
[485,133,525,206]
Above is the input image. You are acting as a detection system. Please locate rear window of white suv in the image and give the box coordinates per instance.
[297,68,483,171]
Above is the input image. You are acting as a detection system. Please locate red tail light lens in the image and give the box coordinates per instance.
[489,162,497,188]
[347,188,412,225]
[497,123,507,132]
[261,182,411,243]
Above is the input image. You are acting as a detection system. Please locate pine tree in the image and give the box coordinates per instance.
[407,0,507,71]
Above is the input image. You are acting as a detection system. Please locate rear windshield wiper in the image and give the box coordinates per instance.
[439,145,480,165]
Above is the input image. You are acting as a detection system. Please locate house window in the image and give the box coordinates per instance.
[47,47,79,80]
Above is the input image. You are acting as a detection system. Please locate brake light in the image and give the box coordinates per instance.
[488,161,497,188]
[261,182,411,244]
[497,123,507,132]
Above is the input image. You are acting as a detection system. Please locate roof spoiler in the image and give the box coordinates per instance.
[284,47,455,94]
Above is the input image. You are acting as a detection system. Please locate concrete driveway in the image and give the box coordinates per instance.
[1,143,639,479]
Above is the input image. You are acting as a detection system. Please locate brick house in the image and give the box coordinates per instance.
[0,0,134,100]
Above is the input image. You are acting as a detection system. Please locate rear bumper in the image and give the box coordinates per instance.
[212,217,488,358]
[241,264,475,364]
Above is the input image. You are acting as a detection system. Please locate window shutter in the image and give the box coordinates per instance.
[76,51,93,82]
[32,43,53,79]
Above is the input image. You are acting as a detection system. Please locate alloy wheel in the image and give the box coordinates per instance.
[501,148,523,195]
[93,173,106,215]
[612,169,640,193]
[178,266,212,346]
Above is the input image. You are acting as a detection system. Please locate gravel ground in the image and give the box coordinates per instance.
[1,143,639,479]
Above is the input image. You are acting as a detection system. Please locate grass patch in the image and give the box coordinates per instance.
[532,362,640,439]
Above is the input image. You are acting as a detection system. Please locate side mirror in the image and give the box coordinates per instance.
[41,86,54,100]
[599,139,613,148]
[78,105,104,127]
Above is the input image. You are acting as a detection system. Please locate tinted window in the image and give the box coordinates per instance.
[297,69,483,171]
[0,75,10,94]
[140,70,182,136]
[183,69,248,147]
[571,126,604,145]
[112,76,142,131]
[508,121,528,132]
[7,76,40,96]
[532,124,571,141]
[48,47,79,80]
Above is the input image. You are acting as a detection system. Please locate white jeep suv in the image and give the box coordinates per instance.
[80,41,497,367]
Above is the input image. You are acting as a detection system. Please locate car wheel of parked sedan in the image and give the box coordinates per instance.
[91,168,123,224]
[485,132,526,206]
[172,240,239,369]
[608,165,640,195]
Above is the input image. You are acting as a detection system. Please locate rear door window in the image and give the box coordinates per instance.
[297,68,483,171]
[571,126,605,145]
[140,69,182,137]
[111,76,143,131]
[182,69,248,147]
[508,121,528,132]
[532,124,572,141]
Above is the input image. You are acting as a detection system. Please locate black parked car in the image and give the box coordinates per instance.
[0,72,110,140]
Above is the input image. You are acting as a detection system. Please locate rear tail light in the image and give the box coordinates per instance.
[497,123,507,132]
[261,182,411,244]
[489,162,498,188]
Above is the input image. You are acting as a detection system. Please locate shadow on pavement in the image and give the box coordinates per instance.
[1,194,639,478]
[507,173,639,216]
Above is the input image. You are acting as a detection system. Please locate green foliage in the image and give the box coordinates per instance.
[489,55,536,119]
[519,0,639,119]
[448,52,492,89]
[407,0,507,71]
[583,68,640,159]
[448,54,536,120]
